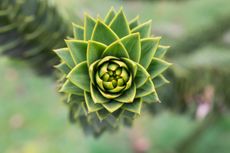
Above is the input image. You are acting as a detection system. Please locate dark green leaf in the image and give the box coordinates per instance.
[121,33,141,62]
[131,20,152,38]
[115,83,136,103]
[147,57,172,79]
[134,63,150,88]
[87,41,106,66]
[54,48,75,68]
[104,7,116,25]
[109,9,130,38]
[102,100,123,113]
[73,23,84,40]
[60,80,84,96]
[122,98,142,114]
[65,40,88,64]
[140,37,160,68]
[84,91,103,113]
[102,40,129,58]
[91,84,109,104]
[136,78,155,98]
[84,14,96,40]
[154,45,170,58]
[67,61,90,92]
[91,20,118,45]
[153,75,170,88]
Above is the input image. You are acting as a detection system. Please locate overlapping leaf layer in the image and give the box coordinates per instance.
[54,8,171,136]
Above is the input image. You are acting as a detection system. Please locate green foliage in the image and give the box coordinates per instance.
[169,13,230,57]
[0,0,71,74]
[0,0,230,152]
[167,45,230,111]
[55,8,171,136]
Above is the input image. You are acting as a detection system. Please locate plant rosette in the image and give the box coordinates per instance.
[54,7,171,136]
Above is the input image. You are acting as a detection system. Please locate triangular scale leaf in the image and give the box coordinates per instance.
[73,23,84,40]
[60,80,84,96]
[54,48,75,68]
[104,115,118,128]
[69,103,81,122]
[142,92,160,103]
[102,40,129,58]
[154,45,170,58]
[84,91,103,113]
[131,20,152,38]
[87,41,107,66]
[109,9,130,38]
[54,63,70,75]
[112,109,124,119]
[134,63,150,88]
[102,100,123,113]
[122,57,137,77]
[89,60,99,85]
[98,87,121,99]
[68,94,85,103]
[148,57,172,79]
[121,33,141,62]
[136,78,155,98]
[96,109,110,121]
[122,110,137,120]
[91,83,109,104]
[91,20,118,45]
[129,16,139,30]
[65,40,88,64]
[67,61,90,92]
[140,37,161,68]
[104,7,116,25]
[122,98,142,114]
[115,83,136,103]
[153,75,170,88]
[84,14,96,40]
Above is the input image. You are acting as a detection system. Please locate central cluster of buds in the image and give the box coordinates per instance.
[93,56,132,98]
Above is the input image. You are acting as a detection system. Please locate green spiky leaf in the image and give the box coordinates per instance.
[148,58,172,79]
[67,61,90,92]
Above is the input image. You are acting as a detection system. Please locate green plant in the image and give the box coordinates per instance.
[54,7,171,136]
[0,0,71,74]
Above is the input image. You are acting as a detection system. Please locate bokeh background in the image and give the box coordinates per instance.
[1,0,230,153]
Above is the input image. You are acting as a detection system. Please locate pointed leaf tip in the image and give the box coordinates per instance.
[109,9,130,38]
[140,37,161,68]
[65,40,88,64]
[148,58,172,79]
[84,14,96,40]
[67,61,90,92]
[84,91,103,113]
[91,20,118,45]
[102,101,123,113]
[87,41,107,66]
[131,20,152,38]
[102,40,129,58]
[121,33,141,62]
[72,23,84,40]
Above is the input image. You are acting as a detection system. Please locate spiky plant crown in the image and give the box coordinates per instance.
[54,7,171,136]
[0,0,71,74]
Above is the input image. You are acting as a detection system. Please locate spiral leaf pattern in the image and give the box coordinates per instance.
[54,7,171,136]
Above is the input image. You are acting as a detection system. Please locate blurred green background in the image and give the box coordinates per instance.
[1,0,230,153]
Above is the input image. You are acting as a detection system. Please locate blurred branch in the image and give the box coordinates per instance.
[174,112,218,153]
[0,0,72,75]
[169,13,230,57]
